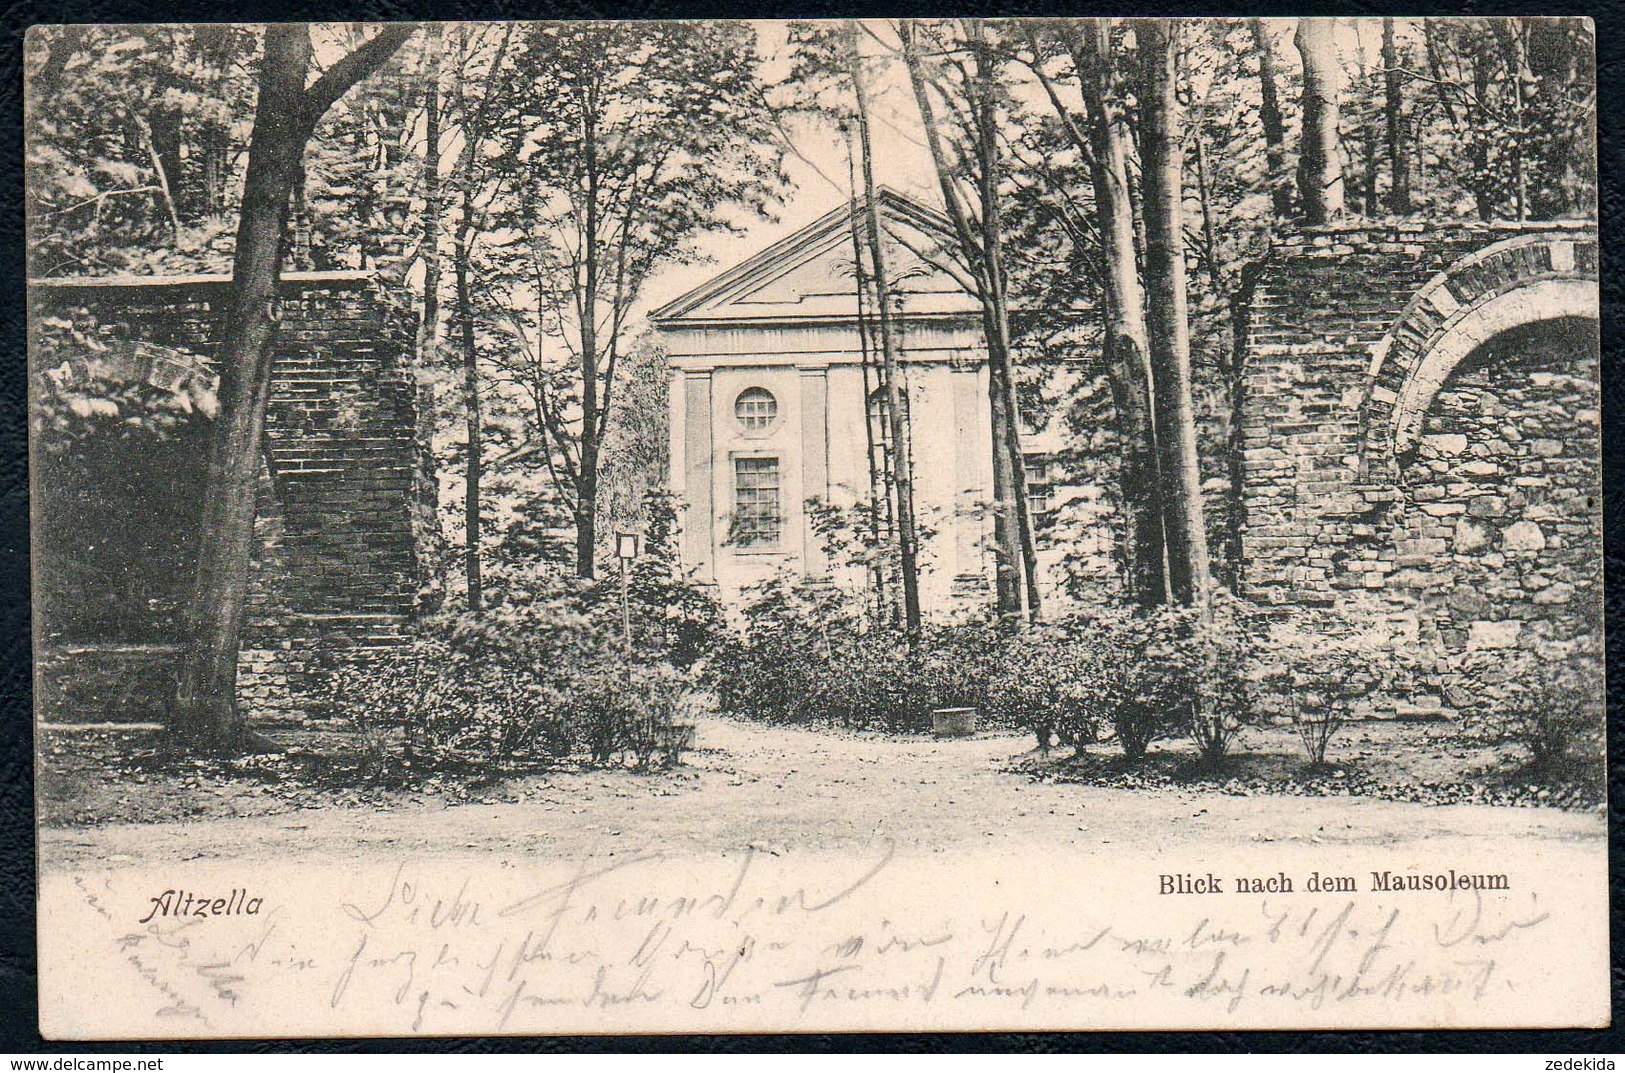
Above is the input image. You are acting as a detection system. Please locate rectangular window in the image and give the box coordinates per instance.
[733,456,781,547]
[1024,456,1056,527]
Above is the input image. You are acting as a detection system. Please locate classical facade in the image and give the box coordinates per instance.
[654,190,1069,614]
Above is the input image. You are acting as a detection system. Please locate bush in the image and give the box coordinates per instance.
[322,635,699,776]
[1513,660,1602,773]
[1182,594,1260,766]
[553,661,691,768]
[319,635,564,775]
[1458,646,1603,777]
[1068,595,1260,765]
[1095,608,1190,762]
[1270,636,1361,769]
[985,623,1103,752]
[714,626,954,732]
[711,572,1005,732]
[1262,605,1419,769]
[317,535,716,777]
[707,574,834,726]
[710,557,1269,762]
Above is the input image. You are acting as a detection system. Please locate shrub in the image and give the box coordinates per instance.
[322,635,699,775]
[985,622,1104,752]
[715,570,871,727]
[1182,594,1260,766]
[1458,646,1603,777]
[711,560,1270,762]
[1052,594,1262,765]
[557,661,694,769]
[1262,607,1399,769]
[712,573,1007,732]
[707,574,831,726]
[1100,610,1189,762]
[1074,602,1236,763]
[320,636,565,775]
[1513,660,1602,773]
[911,619,1003,722]
[317,545,714,776]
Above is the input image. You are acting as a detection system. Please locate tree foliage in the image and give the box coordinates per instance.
[478,21,788,579]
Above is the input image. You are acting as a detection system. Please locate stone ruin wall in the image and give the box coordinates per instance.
[32,272,428,724]
[1241,221,1600,719]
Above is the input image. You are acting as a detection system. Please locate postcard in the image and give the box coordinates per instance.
[29,17,1604,1038]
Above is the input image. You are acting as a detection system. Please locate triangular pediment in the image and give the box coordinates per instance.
[651,189,981,326]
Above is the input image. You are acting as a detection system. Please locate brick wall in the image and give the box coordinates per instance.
[31,271,427,723]
[1241,221,1600,718]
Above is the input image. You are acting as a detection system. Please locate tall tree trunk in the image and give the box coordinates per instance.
[897,18,1020,621]
[969,20,1041,622]
[899,18,1033,620]
[1251,19,1293,219]
[143,105,185,237]
[1070,17,1166,607]
[1470,44,1495,221]
[171,26,310,752]
[1353,34,1378,216]
[1295,17,1346,224]
[193,25,235,220]
[1193,125,1220,279]
[1223,255,1271,594]
[452,28,484,611]
[1135,18,1211,608]
[1363,107,1379,215]
[575,82,603,581]
[849,25,921,633]
[172,23,412,751]
[410,28,447,610]
[417,30,443,363]
[26,26,85,120]
[453,226,482,611]
[844,137,889,617]
[1382,18,1412,213]
[139,116,183,244]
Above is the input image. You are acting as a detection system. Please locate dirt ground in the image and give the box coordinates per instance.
[38,715,1603,870]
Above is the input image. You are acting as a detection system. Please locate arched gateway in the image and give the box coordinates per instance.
[1241,221,1600,718]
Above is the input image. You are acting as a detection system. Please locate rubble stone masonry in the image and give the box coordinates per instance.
[1242,221,1599,718]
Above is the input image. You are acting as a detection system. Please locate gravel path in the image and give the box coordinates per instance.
[39,715,1602,869]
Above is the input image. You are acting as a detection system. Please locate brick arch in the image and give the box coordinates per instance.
[1362,232,1598,467]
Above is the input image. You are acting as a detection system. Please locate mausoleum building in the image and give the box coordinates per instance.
[653,190,1071,614]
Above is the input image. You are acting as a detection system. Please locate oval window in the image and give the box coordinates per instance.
[735,387,778,433]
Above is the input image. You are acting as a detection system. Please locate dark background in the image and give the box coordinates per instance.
[1,0,1620,1053]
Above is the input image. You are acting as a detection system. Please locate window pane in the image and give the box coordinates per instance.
[734,457,781,545]
[735,388,778,431]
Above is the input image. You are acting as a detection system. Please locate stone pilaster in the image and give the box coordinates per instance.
[682,370,715,581]
[950,359,987,591]
[798,365,830,575]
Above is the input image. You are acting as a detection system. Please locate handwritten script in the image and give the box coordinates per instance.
[39,842,1606,1038]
